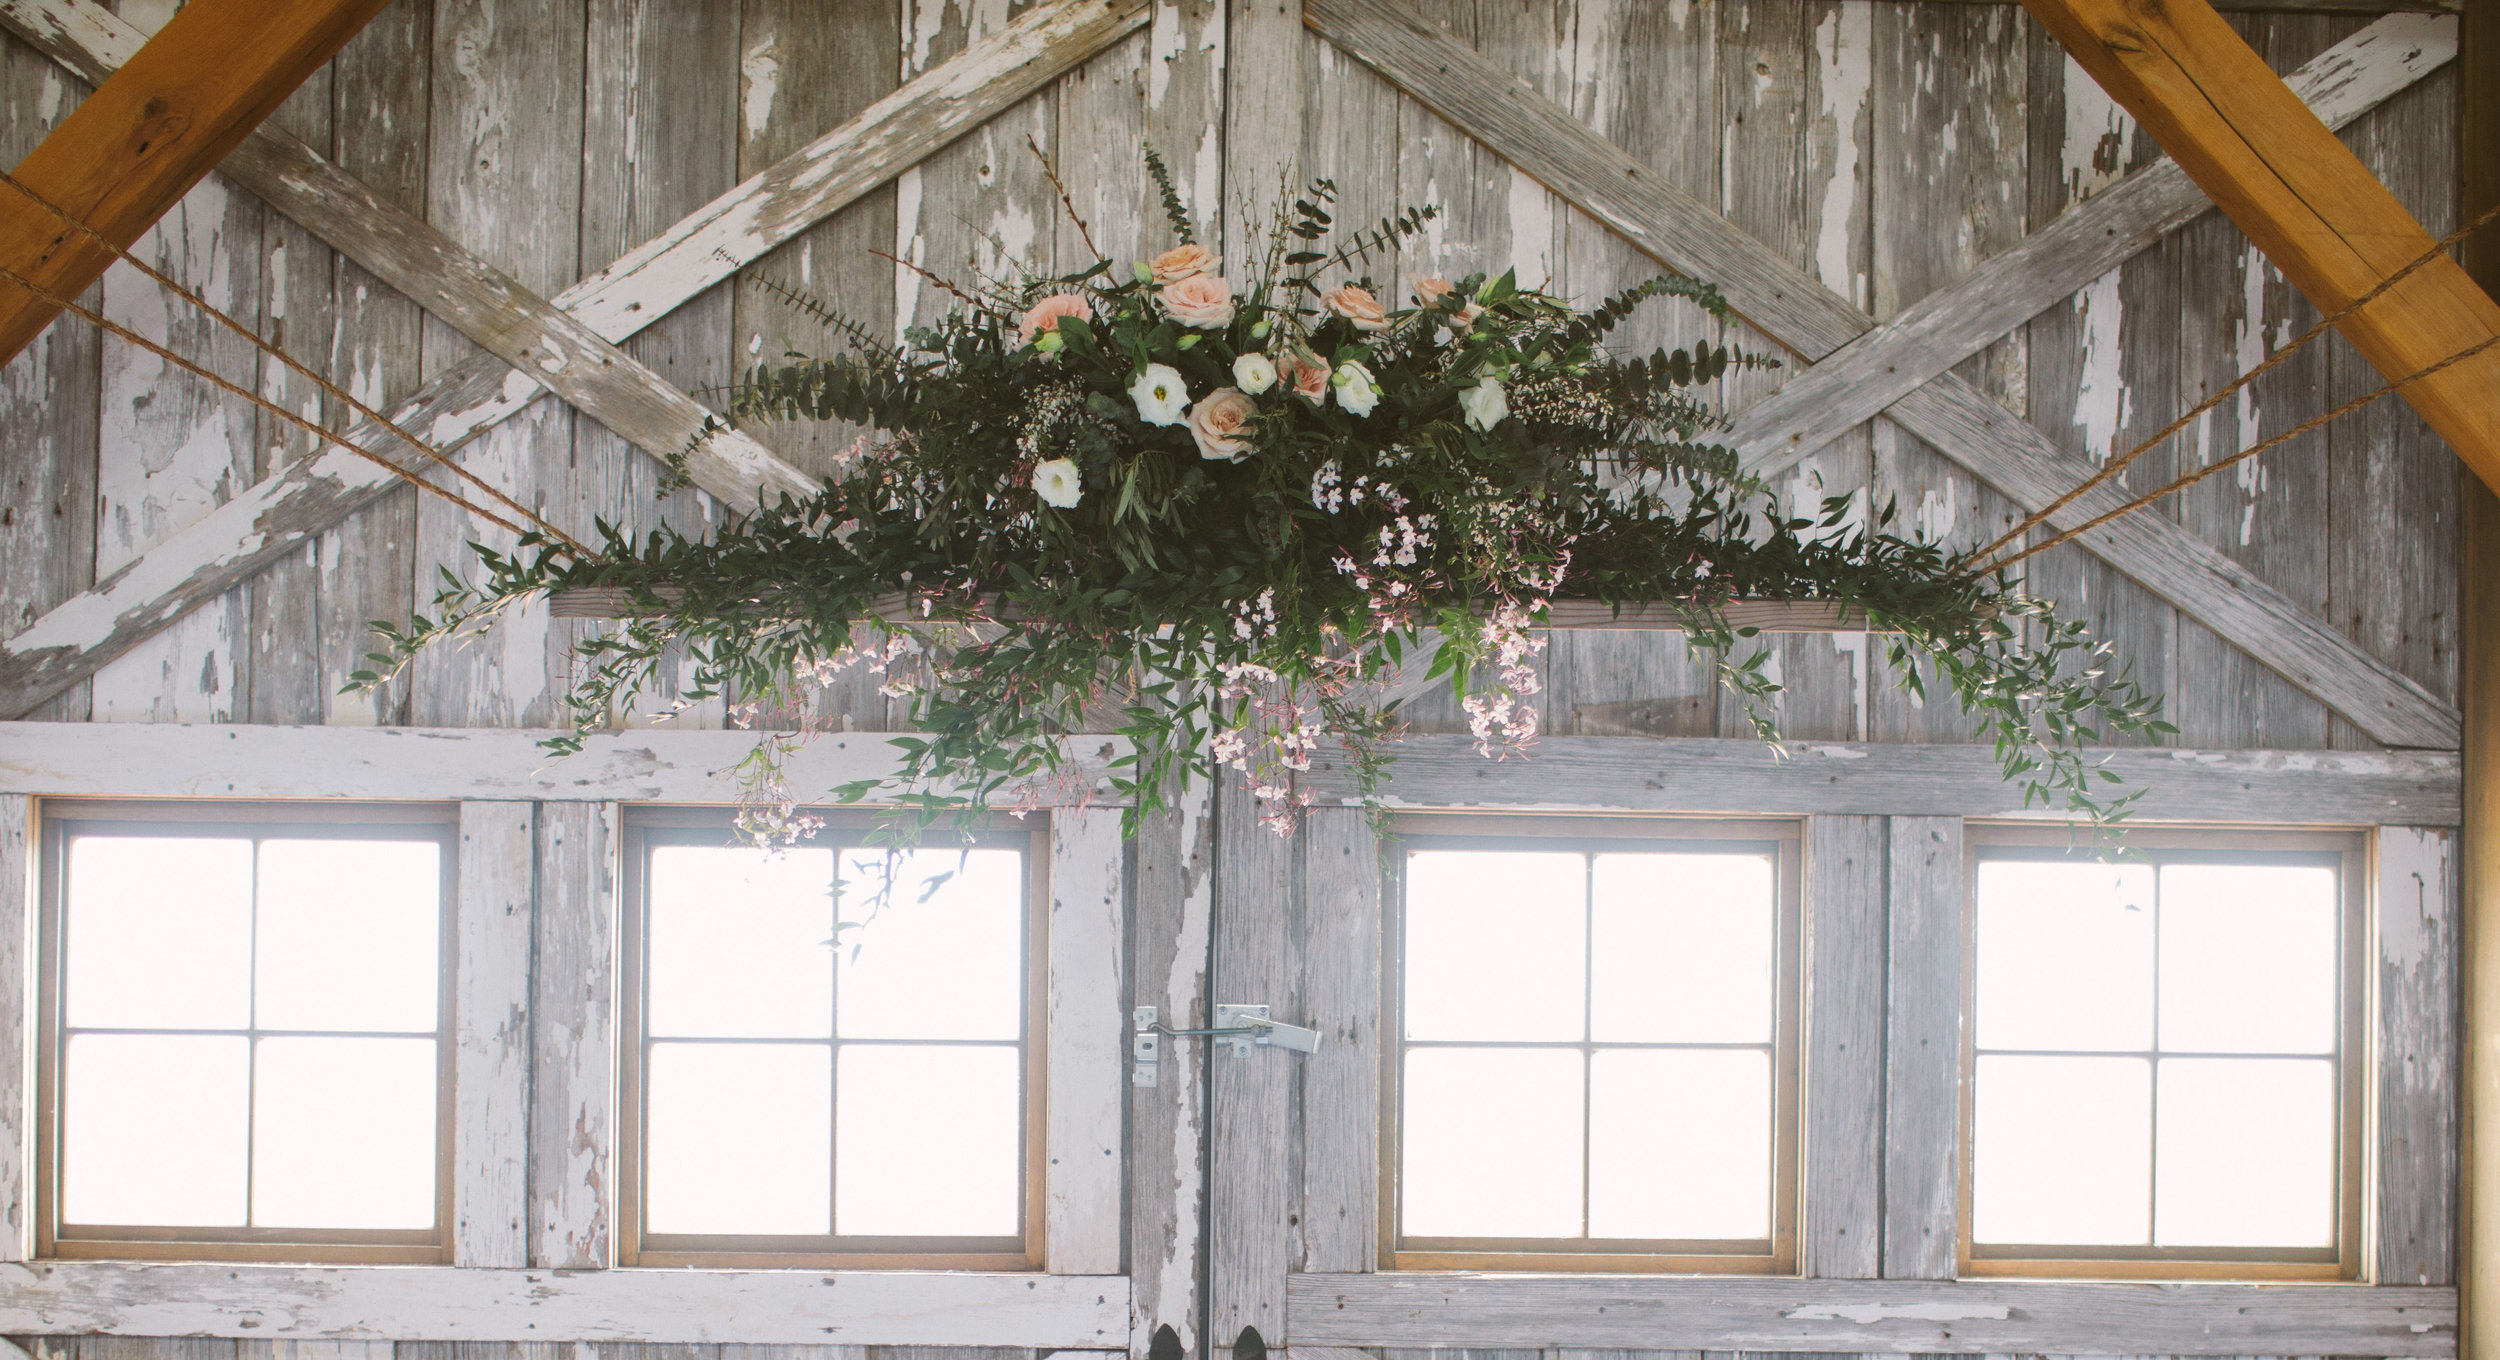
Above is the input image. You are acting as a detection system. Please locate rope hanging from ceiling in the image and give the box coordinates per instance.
[0,166,591,558]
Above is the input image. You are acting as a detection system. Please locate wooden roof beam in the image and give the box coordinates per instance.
[2022,0,2500,493]
[0,0,389,367]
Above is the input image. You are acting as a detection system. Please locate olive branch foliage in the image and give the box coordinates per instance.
[351,149,2170,846]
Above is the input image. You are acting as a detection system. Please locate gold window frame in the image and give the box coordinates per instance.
[35,798,459,1265]
[615,806,1050,1270]
[1378,812,1803,1274]
[1957,823,2369,1281]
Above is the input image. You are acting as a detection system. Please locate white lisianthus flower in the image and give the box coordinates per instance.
[1033,457,1082,508]
[1129,363,1189,426]
[1459,377,1509,431]
[1333,361,1380,416]
[1233,352,1278,395]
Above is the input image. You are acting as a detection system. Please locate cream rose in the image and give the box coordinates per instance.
[1411,275,1482,329]
[1323,283,1387,331]
[1017,292,1092,346]
[1188,387,1259,462]
[1151,243,1220,287]
[1160,273,1237,329]
[1233,351,1278,395]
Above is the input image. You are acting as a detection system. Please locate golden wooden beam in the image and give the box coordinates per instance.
[2021,0,2500,494]
[0,0,389,367]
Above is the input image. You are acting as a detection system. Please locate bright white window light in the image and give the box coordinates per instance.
[640,834,1030,1245]
[56,828,445,1238]
[1398,840,1783,1250]
[1969,851,2344,1258]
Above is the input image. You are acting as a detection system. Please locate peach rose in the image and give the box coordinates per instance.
[1411,275,1482,329]
[1017,292,1092,346]
[1160,273,1237,329]
[1323,283,1387,332]
[1277,350,1331,402]
[1151,243,1220,287]
[1188,387,1259,462]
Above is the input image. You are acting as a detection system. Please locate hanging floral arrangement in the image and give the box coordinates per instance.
[355,149,2169,842]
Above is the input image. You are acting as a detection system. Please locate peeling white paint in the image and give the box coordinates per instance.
[1148,1,1184,110]
[894,165,926,342]
[2071,269,2129,464]
[2060,51,2134,203]
[1810,4,1870,310]
[35,67,61,129]
[741,38,780,140]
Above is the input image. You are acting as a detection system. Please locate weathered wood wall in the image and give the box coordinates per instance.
[0,2,2467,1360]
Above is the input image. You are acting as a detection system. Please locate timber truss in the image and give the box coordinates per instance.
[0,0,2473,749]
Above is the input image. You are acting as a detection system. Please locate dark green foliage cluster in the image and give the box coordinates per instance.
[354,164,2169,842]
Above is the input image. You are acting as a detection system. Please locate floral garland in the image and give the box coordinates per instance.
[357,151,2170,843]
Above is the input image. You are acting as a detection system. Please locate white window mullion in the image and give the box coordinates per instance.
[1046,806,1127,1275]
[452,800,534,1267]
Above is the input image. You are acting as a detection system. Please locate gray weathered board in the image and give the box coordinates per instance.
[0,5,2470,1360]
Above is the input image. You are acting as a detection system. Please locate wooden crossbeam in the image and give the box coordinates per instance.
[1304,0,2459,750]
[2022,0,2500,492]
[1725,14,2452,480]
[0,0,812,508]
[0,0,388,366]
[0,0,1151,721]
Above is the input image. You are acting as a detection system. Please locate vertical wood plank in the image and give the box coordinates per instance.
[1208,780,1297,1351]
[531,801,616,1269]
[410,0,586,727]
[2327,44,2459,750]
[1881,814,1961,1280]
[314,0,433,728]
[239,1343,394,1360]
[2167,15,2338,751]
[0,32,99,726]
[87,147,264,722]
[1863,1,2022,745]
[1297,806,1379,1273]
[1129,783,1215,1359]
[1549,0,1721,741]
[243,30,340,727]
[455,800,535,1268]
[1048,807,1128,1275]
[2021,11,2181,748]
[577,0,738,734]
[0,793,29,1260]
[1802,813,1883,1279]
[2459,3,2498,1350]
[2379,823,2459,1286]
[1715,0,1871,747]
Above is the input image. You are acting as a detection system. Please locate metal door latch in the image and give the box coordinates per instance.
[1132,1004,1323,1086]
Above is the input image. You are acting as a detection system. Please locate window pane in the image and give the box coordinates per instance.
[1590,853,1774,1043]
[65,836,252,1029]
[1975,860,2155,1051]
[1972,1054,2151,1245]
[646,1041,830,1234]
[648,846,834,1038]
[2158,865,2338,1055]
[1405,851,1586,1041]
[61,1034,248,1226]
[1401,1047,1583,1238]
[835,1044,1021,1236]
[2155,1057,2335,1248]
[1588,1048,1771,1240]
[836,848,1024,1040]
[252,1036,438,1229]
[255,840,441,1032]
